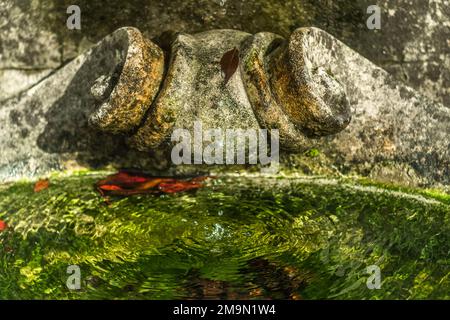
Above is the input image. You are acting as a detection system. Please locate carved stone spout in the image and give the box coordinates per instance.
[87,27,352,151]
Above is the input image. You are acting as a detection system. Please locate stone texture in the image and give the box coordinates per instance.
[0,69,53,101]
[0,26,448,189]
[129,30,261,151]
[128,28,350,153]
[361,0,450,106]
[1,0,447,105]
[0,0,61,69]
[0,28,169,182]
[240,31,351,149]
[0,1,448,188]
[296,28,449,187]
[0,0,61,101]
[88,27,165,134]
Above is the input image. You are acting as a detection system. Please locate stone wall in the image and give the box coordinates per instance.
[1,0,449,105]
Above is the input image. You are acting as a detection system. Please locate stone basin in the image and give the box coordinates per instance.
[0,0,449,301]
[0,172,448,299]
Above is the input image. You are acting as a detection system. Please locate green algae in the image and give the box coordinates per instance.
[0,172,449,299]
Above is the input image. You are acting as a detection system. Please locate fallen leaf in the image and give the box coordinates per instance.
[95,170,211,197]
[158,181,203,193]
[220,47,239,84]
[34,179,49,192]
[135,178,164,190]
[0,220,7,232]
[98,185,123,191]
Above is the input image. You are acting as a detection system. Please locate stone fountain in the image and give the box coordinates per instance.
[0,27,448,188]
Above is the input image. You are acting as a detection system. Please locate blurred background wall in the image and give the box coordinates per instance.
[1,0,448,105]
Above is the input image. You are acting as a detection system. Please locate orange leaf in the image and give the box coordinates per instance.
[34,179,49,192]
[158,181,204,193]
[99,185,124,191]
[0,220,7,232]
[135,178,165,190]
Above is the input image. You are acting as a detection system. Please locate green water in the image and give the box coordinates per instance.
[0,173,449,299]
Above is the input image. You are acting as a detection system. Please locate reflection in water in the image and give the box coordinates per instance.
[180,258,310,300]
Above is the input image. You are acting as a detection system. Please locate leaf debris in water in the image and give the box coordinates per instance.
[95,170,211,197]
[0,220,7,232]
[34,179,49,192]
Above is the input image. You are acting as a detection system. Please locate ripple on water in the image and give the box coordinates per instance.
[0,175,448,299]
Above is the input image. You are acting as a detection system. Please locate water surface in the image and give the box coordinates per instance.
[0,173,448,299]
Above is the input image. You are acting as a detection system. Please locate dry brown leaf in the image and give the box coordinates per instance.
[220,47,239,84]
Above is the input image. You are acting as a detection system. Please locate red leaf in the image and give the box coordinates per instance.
[99,185,124,191]
[158,181,203,193]
[0,220,7,232]
[220,47,239,84]
[109,171,148,184]
[95,170,211,197]
[34,179,49,192]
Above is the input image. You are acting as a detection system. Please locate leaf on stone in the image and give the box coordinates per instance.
[0,220,7,232]
[220,47,239,84]
[95,170,210,197]
[34,179,49,192]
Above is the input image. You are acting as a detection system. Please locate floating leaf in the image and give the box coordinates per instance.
[95,170,211,197]
[34,179,49,192]
[0,220,7,232]
[220,47,239,84]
